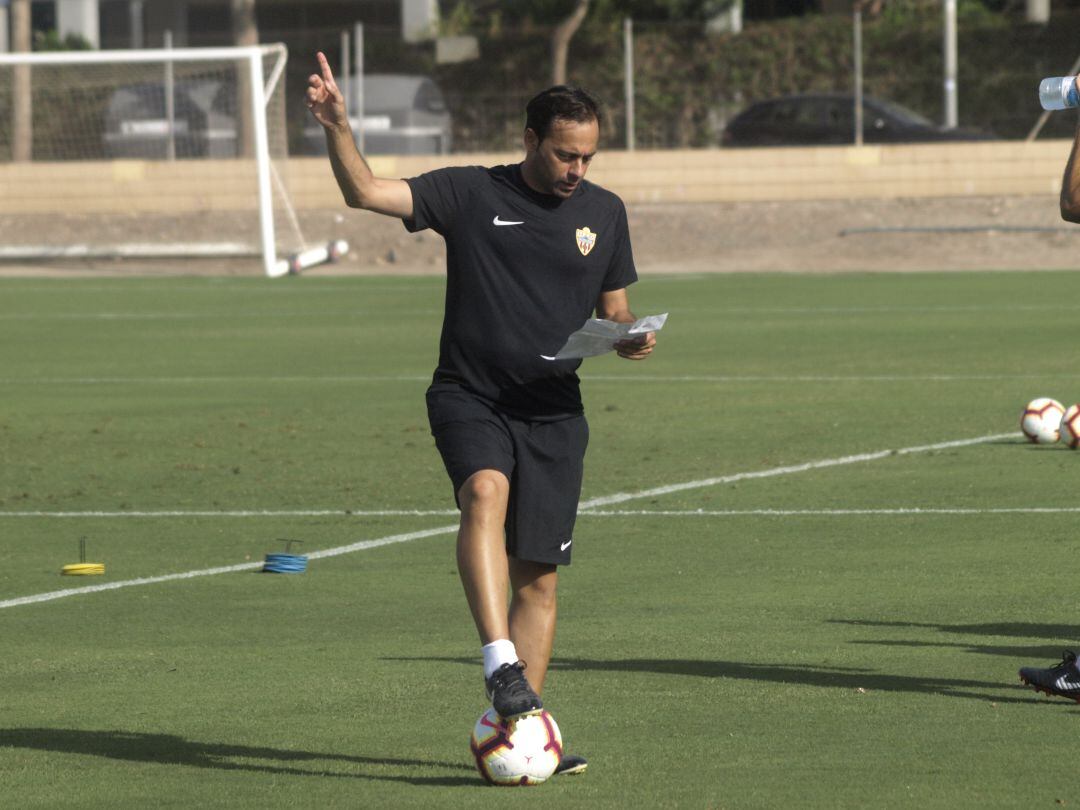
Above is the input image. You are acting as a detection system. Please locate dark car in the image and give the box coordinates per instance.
[721,94,993,147]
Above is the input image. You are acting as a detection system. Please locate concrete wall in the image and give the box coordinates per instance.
[0,141,1071,215]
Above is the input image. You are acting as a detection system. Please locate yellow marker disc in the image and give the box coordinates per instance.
[61,563,105,576]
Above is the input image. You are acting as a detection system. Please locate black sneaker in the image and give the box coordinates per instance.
[554,753,588,776]
[484,661,542,718]
[1019,650,1080,702]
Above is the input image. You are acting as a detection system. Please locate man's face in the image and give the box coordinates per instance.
[523,117,599,199]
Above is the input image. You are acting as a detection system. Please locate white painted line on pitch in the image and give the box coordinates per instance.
[0,431,1018,609]
[580,507,1080,517]
[0,309,440,321]
[0,526,456,610]
[577,432,1019,510]
[2,373,1073,385]
[670,304,1080,315]
[0,375,431,385]
[585,374,1080,383]
[0,509,458,518]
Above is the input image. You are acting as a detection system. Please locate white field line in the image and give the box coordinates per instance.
[4,303,1080,318]
[580,507,1080,517]
[0,375,431,385]
[0,509,459,518]
[0,527,456,610]
[576,433,1018,510]
[5,503,1068,520]
[0,310,440,321]
[0,283,437,298]
[670,304,1080,315]
[1,374,1074,385]
[586,374,1080,383]
[0,431,1018,610]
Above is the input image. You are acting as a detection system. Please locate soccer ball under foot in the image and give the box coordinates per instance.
[470,708,563,786]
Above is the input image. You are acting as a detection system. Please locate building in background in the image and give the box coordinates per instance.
[0,0,438,50]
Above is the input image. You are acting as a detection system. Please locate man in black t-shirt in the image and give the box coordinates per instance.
[307,52,655,773]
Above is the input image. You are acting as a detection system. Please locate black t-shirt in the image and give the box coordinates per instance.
[404,163,637,419]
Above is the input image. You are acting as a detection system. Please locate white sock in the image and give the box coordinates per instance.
[482,639,519,680]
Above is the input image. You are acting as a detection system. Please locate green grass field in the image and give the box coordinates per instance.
[3,270,1080,808]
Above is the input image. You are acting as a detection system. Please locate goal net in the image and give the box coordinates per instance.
[0,44,306,277]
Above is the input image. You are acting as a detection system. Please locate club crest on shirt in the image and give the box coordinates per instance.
[575,227,597,256]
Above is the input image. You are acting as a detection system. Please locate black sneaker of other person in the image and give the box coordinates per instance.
[555,753,588,776]
[1020,650,1080,702]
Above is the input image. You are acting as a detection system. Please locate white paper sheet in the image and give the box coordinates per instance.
[541,313,668,360]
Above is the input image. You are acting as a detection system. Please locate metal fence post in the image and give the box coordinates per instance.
[341,29,351,132]
[354,22,364,154]
[943,0,958,128]
[853,6,863,146]
[624,17,635,151]
[164,29,175,161]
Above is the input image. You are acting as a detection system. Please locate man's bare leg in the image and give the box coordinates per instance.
[455,469,511,644]
[456,469,546,718]
[510,557,584,776]
[508,558,558,695]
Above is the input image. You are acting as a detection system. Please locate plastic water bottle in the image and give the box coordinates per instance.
[1039,76,1080,110]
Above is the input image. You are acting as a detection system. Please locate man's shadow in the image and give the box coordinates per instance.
[0,729,477,787]
[387,653,1035,706]
[828,619,1078,660]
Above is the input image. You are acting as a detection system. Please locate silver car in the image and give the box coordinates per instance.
[303,74,452,156]
[103,79,238,159]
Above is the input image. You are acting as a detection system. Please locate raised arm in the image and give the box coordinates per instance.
[596,287,655,361]
[306,51,414,219]
[1061,121,1080,223]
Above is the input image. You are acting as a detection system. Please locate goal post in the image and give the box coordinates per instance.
[0,44,309,277]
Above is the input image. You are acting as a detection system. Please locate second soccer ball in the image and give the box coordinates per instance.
[1061,404,1080,449]
[1021,397,1065,444]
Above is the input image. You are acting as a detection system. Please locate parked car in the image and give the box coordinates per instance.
[721,94,994,147]
[302,74,452,156]
[103,79,238,159]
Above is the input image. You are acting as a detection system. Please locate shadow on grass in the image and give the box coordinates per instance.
[385,655,1030,705]
[0,729,478,787]
[828,619,1080,640]
[845,639,1065,659]
[829,619,1078,660]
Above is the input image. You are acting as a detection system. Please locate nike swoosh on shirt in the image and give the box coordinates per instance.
[560,540,573,551]
[493,216,524,226]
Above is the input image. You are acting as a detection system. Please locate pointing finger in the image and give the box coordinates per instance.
[316,51,336,86]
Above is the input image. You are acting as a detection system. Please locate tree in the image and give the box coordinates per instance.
[443,0,593,84]
[232,0,258,46]
[12,0,31,161]
[551,0,589,84]
[442,0,736,87]
[232,0,259,158]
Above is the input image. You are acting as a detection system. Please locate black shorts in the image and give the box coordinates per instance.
[426,384,589,566]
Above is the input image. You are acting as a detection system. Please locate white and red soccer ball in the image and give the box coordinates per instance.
[470,708,562,786]
[1061,404,1080,449]
[1021,397,1065,444]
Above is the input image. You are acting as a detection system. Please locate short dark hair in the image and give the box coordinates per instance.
[525,85,602,143]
